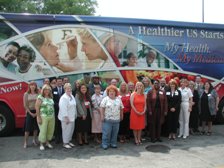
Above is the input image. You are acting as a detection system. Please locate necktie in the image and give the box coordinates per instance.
[59,87,62,96]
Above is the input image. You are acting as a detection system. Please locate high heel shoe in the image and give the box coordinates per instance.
[207,131,212,136]
[23,143,27,149]
[168,135,172,140]
[78,140,83,146]
[32,140,38,146]
[200,131,206,135]
[135,142,139,146]
[172,135,176,140]
[46,143,53,149]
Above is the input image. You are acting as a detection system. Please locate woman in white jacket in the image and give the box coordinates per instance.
[58,83,77,149]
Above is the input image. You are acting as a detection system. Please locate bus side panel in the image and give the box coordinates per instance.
[0,82,28,129]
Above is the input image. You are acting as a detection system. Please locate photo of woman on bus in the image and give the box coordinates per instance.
[15,45,45,80]
[27,30,82,73]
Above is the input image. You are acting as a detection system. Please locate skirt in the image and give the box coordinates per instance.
[92,109,102,133]
[24,110,39,132]
[76,109,91,133]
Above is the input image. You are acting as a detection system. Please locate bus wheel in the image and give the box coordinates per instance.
[0,105,15,137]
[216,99,224,124]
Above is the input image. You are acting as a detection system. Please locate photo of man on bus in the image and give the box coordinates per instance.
[99,32,128,67]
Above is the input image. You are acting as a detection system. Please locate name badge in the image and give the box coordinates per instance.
[175,91,179,95]
[159,91,163,95]
[166,92,171,95]
[208,94,211,97]
[53,91,58,94]
[85,101,90,106]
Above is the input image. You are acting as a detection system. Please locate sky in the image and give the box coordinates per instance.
[95,0,224,24]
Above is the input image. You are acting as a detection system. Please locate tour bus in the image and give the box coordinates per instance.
[0,13,224,136]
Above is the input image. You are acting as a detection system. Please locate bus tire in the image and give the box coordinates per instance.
[216,98,224,124]
[0,104,15,137]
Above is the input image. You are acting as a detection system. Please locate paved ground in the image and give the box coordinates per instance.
[0,125,224,168]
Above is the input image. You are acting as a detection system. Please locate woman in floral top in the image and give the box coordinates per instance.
[35,84,55,151]
[100,85,124,150]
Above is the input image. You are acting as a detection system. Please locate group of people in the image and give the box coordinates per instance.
[23,74,219,151]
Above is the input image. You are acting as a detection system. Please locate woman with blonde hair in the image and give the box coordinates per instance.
[58,83,77,149]
[178,78,193,139]
[130,82,146,145]
[35,84,55,150]
[118,82,131,143]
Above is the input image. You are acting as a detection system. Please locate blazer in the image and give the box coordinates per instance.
[147,89,168,124]
[52,86,65,114]
[75,94,93,118]
[198,89,218,116]
[166,89,181,113]
[52,87,65,104]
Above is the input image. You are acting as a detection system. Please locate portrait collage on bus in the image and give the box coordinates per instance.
[0,23,180,85]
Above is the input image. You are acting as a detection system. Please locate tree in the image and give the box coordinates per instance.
[0,0,35,13]
[0,0,98,15]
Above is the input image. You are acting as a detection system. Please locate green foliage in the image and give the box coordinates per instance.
[0,0,98,15]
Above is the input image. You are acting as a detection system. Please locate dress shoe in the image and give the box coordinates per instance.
[69,142,75,147]
[63,144,72,149]
[101,144,108,150]
[157,139,162,142]
[46,143,53,149]
[40,145,45,151]
[178,134,183,138]
[84,141,89,145]
[183,135,187,139]
[151,139,156,143]
[111,145,117,148]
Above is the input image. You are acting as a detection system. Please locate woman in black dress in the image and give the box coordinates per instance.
[166,79,181,140]
[75,83,93,145]
[199,81,219,135]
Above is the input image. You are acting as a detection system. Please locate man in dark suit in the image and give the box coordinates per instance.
[52,77,64,144]
[195,75,204,92]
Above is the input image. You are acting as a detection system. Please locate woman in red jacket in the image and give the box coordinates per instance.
[147,80,168,143]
